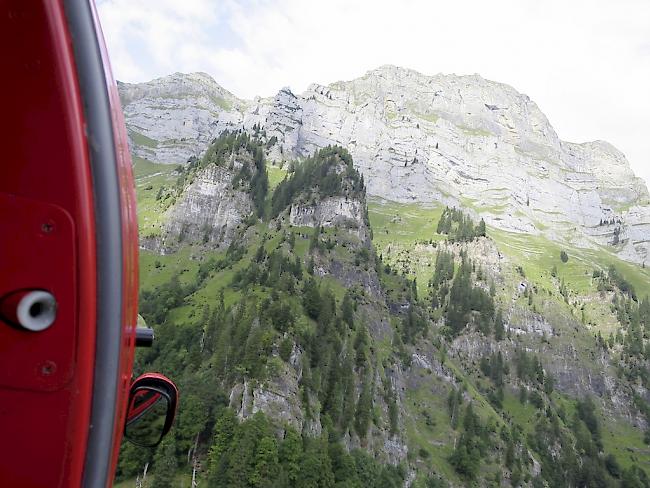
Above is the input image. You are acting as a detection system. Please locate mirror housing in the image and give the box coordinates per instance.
[124,373,178,448]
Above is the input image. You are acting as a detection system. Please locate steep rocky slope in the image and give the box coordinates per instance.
[159,162,252,251]
[119,131,650,487]
[124,141,421,484]
[119,66,650,266]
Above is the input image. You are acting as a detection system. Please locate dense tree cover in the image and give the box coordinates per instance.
[436,207,486,242]
[122,406,406,488]
[429,250,454,308]
[132,213,650,488]
[514,349,554,395]
[594,266,650,393]
[127,198,405,484]
[300,282,364,436]
[448,403,494,480]
[525,394,650,488]
[494,309,505,341]
[447,388,464,431]
[139,273,187,325]
[232,244,304,292]
[151,436,177,488]
[595,265,637,299]
[229,230,374,438]
[271,146,365,217]
[480,351,509,408]
[199,131,261,171]
[187,131,269,218]
[205,410,404,488]
[250,147,269,217]
[401,304,427,344]
[429,251,496,338]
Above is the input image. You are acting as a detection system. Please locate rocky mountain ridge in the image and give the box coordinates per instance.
[119,66,650,266]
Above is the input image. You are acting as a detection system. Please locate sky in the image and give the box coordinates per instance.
[97,0,650,184]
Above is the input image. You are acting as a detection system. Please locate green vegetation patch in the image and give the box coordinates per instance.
[209,94,232,111]
[415,111,440,124]
[129,130,159,148]
[369,199,445,296]
[133,157,178,238]
[266,164,288,191]
[457,125,493,137]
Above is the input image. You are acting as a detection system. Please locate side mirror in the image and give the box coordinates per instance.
[124,373,178,448]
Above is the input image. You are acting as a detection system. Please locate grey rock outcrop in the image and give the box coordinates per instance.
[119,72,243,164]
[119,66,650,265]
[289,196,363,228]
[156,158,254,252]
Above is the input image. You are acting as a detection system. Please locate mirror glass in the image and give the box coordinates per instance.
[124,387,170,447]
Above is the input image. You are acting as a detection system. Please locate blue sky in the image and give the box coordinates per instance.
[97,0,650,185]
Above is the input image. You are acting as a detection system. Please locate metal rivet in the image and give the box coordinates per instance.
[40,361,57,376]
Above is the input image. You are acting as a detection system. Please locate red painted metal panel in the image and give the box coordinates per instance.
[0,0,97,486]
[0,193,76,391]
[0,0,143,484]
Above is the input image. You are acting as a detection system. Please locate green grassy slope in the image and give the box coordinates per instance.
[133,157,178,238]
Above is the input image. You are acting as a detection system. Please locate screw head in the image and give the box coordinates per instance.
[40,360,57,376]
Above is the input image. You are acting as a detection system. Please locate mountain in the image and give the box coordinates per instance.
[117,70,650,488]
[119,65,650,266]
[118,72,243,165]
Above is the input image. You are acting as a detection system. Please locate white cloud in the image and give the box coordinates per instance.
[97,0,650,184]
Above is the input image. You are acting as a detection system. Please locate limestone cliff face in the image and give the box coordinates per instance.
[156,159,253,252]
[119,66,650,264]
[118,72,243,164]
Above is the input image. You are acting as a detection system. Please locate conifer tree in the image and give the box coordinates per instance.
[341,291,355,328]
[494,309,505,341]
[303,278,322,320]
[151,435,177,488]
[354,379,373,439]
[477,218,486,237]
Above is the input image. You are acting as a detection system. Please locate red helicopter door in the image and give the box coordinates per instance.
[0,1,176,487]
